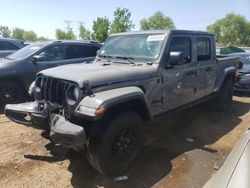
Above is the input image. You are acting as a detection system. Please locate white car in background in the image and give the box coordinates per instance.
[204,128,250,188]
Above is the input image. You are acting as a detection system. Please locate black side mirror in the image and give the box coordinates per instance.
[167,51,185,67]
[31,55,42,63]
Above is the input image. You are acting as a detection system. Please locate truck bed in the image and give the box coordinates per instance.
[216,54,240,61]
[216,55,240,68]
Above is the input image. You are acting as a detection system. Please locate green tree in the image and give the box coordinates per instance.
[0,26,11,38]
[92,17,110,42]
[55,28,76,40]
[140,11,175,30]
[23,30,37,41]
[79,25,92,40]
[66,29,76,40]
[207,13,250,46]
[110,7,134,33]
[37,36,48,41]
[12,28,25,40]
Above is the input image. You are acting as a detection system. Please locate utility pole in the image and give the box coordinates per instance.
[78,21,85,28]
[64,20,72,32]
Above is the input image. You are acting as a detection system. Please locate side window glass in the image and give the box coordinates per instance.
[85,46,100,57]
[37,45,66,61]
[197,38,211,61]
[169,37,192,64]
[0,41,19,50]
[67,45,99,59]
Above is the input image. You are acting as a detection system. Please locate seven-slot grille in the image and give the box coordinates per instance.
[36,76,77,105]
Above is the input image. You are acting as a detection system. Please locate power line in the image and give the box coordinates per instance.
[63,20,72,31]
[78,21,85,26]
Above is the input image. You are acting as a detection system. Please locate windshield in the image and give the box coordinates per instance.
[7,43,47,60]
[99,34,166,61]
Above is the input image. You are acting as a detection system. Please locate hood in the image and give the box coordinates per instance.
[0,58,21,71]
[0,58,14,64]
[39,62,158,87]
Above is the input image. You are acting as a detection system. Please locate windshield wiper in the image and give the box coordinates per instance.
[114,56,135,64]
[97,54,112,62]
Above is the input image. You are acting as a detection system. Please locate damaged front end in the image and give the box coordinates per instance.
[4,101,87,150]
[5,101,50,128]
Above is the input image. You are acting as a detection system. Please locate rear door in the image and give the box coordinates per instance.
[162,35,197,111]
[195,36,217,97]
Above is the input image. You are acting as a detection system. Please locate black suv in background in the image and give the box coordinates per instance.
[0,40,101,109]
[0,38,26,58]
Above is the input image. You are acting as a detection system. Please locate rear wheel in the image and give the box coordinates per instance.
[87,111,143,177]
[0,81,25,110]
[212,76,234,111]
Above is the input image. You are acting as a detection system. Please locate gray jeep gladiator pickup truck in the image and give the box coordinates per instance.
[5,30,240,177]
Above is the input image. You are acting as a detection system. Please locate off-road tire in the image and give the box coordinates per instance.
[212,76,234,112]
[87,111,143,177]
[0,81,25,110]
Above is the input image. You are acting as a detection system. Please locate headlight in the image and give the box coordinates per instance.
[28,81,35,96]
[66,85,81,105]
[29,77,42,96]
[35,76,43,92]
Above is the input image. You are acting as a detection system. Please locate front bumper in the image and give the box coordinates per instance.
[5,102,49,128]
[234,80,250,92]
[49,113,86,148]
[234,87,250,92]
[5,102,87,149]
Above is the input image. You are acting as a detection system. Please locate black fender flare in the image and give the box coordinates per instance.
[75,86,153,121]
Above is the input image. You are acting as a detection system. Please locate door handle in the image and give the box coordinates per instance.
[206,67,212,72]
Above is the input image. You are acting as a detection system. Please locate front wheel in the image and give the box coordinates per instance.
[87,111,144,177]
[0,81,25,110]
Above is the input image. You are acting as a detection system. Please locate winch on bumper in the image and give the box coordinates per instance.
[4,102,87,149]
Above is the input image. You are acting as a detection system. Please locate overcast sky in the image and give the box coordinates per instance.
[0,0,249,39]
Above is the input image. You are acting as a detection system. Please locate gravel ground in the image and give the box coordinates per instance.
[0,95,249,188]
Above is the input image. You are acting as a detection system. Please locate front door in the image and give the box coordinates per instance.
[26,45,67,86]
[162,36,197,111]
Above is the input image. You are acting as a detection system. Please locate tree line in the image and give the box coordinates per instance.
[55,8,175,42]
[0,26,47,41]
[0,8,175,42]
[0,8,249,46]
[207,13,250,46]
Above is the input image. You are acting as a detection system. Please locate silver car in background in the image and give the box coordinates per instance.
[204,128,250,188]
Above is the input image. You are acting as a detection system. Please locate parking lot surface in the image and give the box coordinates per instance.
[0,95,249,188]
